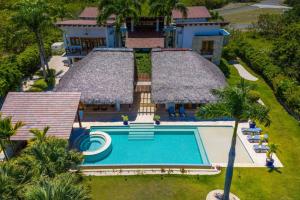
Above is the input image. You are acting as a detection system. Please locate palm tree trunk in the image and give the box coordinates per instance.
[223,120,239,200]
[35,32,47,79]
[38,32,50,72]
[0,140,8,160]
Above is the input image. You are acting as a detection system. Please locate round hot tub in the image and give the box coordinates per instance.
[78,131,112,162]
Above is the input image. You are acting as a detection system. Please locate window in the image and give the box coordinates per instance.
[70,37,80,46]
[201,40,214,55]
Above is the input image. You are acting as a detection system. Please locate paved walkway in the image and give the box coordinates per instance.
[48,55,69,86]
[233,64,258,81]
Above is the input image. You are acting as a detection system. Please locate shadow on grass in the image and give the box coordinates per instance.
[267,167,282,174]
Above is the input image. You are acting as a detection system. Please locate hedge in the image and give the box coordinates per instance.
[225,38,300,118]
[0,42,52,96]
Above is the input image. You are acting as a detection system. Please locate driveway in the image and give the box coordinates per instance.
[215,0,289,15]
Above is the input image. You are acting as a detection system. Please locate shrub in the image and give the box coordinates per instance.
[28,79,48,92]
[219,59,231,78]
[222,46,236,61]
[248,90,260,103]
[0,61,22,96]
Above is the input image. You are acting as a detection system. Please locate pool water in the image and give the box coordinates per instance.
[79,135,106,152]
[81,125,210,166]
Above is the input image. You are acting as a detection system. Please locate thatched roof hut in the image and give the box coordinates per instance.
[55,48,134,104]
[151,49,226,104]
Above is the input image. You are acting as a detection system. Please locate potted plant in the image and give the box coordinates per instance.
[153,115,160,125]
[249,120,256,128]
[266,143,278,167]
[121,115,129,125]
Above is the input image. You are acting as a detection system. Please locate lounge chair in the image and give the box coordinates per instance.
[253,144,270,153]
[168,106,176,118]
[241,127,262,135]
[179,106,186,118]
[247,134,268,143]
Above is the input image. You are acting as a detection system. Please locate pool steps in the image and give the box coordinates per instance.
[128,123,155,140]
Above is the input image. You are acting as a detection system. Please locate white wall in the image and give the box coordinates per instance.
[176,25,221,48]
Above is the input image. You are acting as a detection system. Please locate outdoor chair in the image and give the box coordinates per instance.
[241,127,262,135]
[253,144,270,153]
[247,134,268,143]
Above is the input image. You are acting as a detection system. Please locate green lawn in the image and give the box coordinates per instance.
[135,52,152,75]
[223,8,285,24]
[86,61,300,200]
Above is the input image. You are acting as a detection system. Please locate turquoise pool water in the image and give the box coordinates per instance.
[81,125,210,166]
[79,135,106,152]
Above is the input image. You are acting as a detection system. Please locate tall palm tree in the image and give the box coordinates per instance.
[149,0,187,26]
[13,0,52,79]
[0,114,25,160]
[30,126,49,143]
[97,0,141,47]
[196,79,271,200]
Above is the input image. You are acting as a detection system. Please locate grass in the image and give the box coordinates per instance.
[85,61,300,199]
[135,52,152,75]
[223,8,285,24]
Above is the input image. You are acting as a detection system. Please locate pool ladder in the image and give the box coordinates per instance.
[128,123,155,140]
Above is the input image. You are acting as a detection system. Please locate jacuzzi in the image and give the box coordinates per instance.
[78,131,112,162]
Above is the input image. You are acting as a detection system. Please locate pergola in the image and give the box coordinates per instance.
[0,92,82,141]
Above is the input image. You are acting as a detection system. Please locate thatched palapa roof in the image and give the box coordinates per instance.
[55,48,134,104]
[151,49,226,104]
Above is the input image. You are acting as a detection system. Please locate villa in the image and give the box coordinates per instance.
[54,48,226,116]
[56,6,229,64]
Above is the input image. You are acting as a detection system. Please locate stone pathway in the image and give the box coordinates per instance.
[233,64,258,81]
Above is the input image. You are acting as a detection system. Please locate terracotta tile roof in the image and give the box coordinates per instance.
[126,38,164,48]
[1,92,81,140]
[56,19,115,27]
[56,20,98,26]
[79,7,115,20]
[79,7,99,19]
[172,6,211,19]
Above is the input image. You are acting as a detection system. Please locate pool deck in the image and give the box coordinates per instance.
[73,121,283,169]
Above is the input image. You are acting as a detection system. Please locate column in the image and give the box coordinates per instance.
[131,19,134,32]
[156,18,159,32]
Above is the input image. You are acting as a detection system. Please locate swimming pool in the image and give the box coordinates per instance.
[79,125,210,167]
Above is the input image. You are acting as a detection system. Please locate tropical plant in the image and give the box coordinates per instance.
[23,137,83,177]
[121,115,129,122]
[153,115,160,121]
[23,173,90,200]
[13,0,52,79]
[266,143,279,160]
[0,114,25,160]
[209,11,224,21]
[52,4,73,21]
[97,0,141,47]
[149,0,187,25]
[29,126,49,143]
[196,79,271,200]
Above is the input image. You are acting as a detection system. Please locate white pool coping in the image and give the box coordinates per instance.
[82,131,112,156]
[74,120,283,168]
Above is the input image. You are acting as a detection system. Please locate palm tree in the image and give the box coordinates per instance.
[97,0,141,47]
[0,114,25,160]
[52,4,73,21]
[23,173,90,200]
[13,0,52,79]
[196,79,271,200]
[149,0,187,26]
[29,126,49,143]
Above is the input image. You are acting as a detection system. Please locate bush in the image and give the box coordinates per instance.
[219,59,231,78]
[0,61,22,96]
[248,90,260,103]
[222,46,236,61]
[28,79,48,92]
